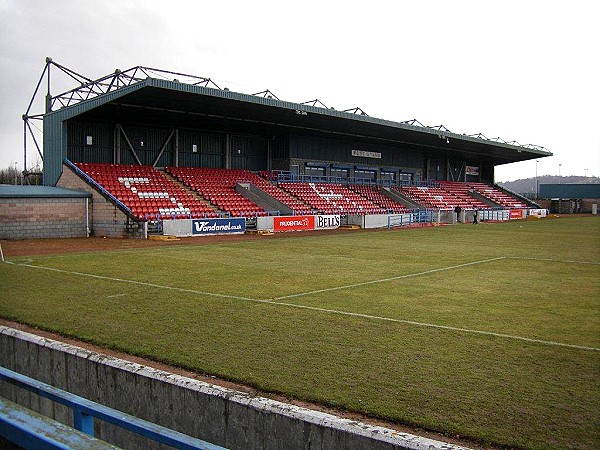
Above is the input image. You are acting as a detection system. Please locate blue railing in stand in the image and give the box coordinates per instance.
[64,159,133,218]
[386,209,435,228]
[412,208,435,223]
[0,366,227,450]
[396,180,440,188]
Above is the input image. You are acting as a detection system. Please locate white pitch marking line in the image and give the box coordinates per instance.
[273,256,508,301]
[262,301,600,352]
[5,262,256,302]
[107,293,127,298]
[507,256,600,265]
[7,260,600,352]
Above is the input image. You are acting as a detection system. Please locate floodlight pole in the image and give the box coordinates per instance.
[535,160,539,199]
[558,163,562,182]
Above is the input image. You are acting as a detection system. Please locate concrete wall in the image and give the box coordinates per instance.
[0,197,88,240]
[57,164,145,238]
[256,215,274,231]
[0,326,468,450]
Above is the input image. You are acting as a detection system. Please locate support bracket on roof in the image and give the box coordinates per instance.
[301,99,329,109]
[342,107,368,116]
[117,125,142,166]
[252,89,280,101]
[151,129,176,167]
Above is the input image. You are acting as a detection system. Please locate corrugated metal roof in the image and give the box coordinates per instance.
[48,77,551,157]
[41,76,553,184]
[45,82,146,121]
[145,78,552,157]
[0,185,91,198]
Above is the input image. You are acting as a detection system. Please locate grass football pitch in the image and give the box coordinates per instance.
[1,216,599,450]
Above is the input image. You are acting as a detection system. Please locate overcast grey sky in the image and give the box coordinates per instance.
[1,0,598,181]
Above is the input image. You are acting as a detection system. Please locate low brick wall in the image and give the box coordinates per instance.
[0,197,88,240]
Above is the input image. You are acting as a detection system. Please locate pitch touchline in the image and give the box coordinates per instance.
[7,260,599,352]
[273,257,507,300]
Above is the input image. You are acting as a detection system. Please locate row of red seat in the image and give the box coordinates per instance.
[394,184,490,211]
[466,182,528,208]
[76,163,215,220]
[278,182,392,215]
[74,163,528,220]
[349,185,408,214]
[166,167,266,217]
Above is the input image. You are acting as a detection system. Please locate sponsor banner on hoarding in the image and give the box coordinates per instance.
[192,218,246,235]
[315,215,341,230]
[274,216,315,232]
[509,209,524,220]
[529,209,548,217]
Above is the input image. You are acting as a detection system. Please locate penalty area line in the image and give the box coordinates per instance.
[274,256,508,301]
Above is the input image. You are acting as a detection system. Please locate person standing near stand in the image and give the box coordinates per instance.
[454,205,462,223]
[473,208,479,224]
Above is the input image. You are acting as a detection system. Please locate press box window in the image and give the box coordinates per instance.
[399,172,413,183]
[330,168,349,181]
[380,171,396,183]
[354,169,376,182]
[304,165,325,177]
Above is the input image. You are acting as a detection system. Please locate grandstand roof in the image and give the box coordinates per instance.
[44,65,552,166]
[38,63,552,184]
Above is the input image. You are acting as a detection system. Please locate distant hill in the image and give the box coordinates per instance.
[499,176,600,196]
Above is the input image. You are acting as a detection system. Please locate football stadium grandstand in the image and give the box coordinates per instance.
[11,57,550,239]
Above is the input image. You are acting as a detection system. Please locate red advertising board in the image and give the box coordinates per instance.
[509,209,524,219]
[273,216,315,232]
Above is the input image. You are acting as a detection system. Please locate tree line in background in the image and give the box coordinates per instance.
[0,163,42,185]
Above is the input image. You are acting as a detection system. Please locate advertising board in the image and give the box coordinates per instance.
[509,209,524,220]
[273,216,315,232]
[192,218,246,235]
[314,215,341,230]
[528,209,548,218]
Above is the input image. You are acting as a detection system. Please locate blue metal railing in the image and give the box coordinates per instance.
[387,209,436,228]
[0,366,227,450]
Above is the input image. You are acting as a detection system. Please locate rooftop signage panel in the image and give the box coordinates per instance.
[352,149,382,159]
